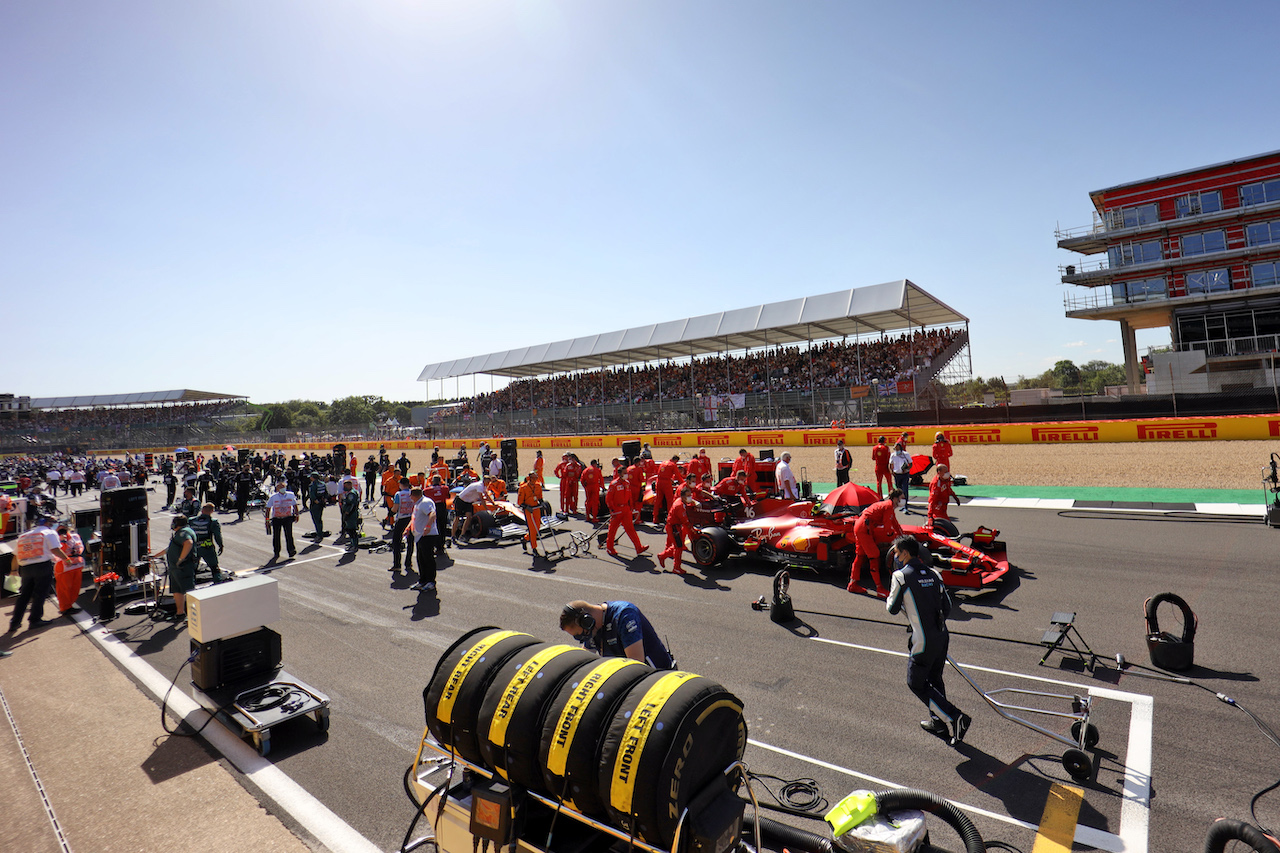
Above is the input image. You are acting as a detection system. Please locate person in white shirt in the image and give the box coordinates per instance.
[101,470,121,491]
[263,480,299,560]
[775,452,799,500]
[390,477,416,572]
[889,443,914,506]
[452,479,488,543]
[45,467,61,494]
[8,516,69,632]
[410,489,438,592]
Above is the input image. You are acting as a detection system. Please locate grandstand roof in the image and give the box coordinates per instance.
[30,389,247,410]
[418,279,967,381]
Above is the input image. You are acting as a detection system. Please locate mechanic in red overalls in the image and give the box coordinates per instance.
[627,459,646,508]
[564,454,584,514]
[653,455,680,524]
[931,432,953,472]
[871,436,891,498]
[553,454,574,513]
[579,460,603,523]
[849,489,904,598]
[731,448,757,493]
[714,470,755,512]
[688,448,711,484]
[658,485,694,575]
[926,465,960,529]
[605,467,648,558]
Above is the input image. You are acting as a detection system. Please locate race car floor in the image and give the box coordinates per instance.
[4,480,1278,853]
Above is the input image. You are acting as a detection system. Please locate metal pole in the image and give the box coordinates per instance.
[808,324,817,426]
[765,329,772,428]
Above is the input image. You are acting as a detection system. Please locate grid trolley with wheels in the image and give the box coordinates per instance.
[946,654,1099,781]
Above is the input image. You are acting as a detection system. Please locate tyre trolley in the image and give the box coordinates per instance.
[947,655,1099,781]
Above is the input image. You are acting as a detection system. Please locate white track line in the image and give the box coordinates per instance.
[73,613,380,853]
[808,635,1150,852]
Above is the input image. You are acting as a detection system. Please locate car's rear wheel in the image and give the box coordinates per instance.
[692,528,731,567]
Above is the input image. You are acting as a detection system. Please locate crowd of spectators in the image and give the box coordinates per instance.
[1,401,240,437]
[435,329,959,418]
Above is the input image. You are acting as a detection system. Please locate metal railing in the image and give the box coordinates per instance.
[1177,334,1280,358]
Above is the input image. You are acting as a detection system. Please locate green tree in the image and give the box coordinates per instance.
[255,405,292,430]
[390,404,412,424]
[1052,360,1081,389]
[329,395,375,427]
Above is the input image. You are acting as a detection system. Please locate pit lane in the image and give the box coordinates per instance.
[71,485,1280,852]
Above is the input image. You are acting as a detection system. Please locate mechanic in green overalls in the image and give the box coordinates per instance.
[188,502,227,584]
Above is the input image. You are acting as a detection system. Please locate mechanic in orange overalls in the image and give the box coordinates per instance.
[657,485,694,575]
[926,465,960,529]
[430,454,450,488]
[55,522,86,615]
[517,472,543,555]
[605,468,647,558]
[579,460,603,523]
[533,451,545,489]
[871,436,891,498]
[849,489,904,598]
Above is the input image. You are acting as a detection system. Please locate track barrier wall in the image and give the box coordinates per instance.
[97,413,1280,457]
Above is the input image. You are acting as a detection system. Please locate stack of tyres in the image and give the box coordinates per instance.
[598,670,746,848]
[423,628,541,765]
[476,643,597,792]
[539,657,653,814]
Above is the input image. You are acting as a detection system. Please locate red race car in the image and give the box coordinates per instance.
[688,483,1010,590]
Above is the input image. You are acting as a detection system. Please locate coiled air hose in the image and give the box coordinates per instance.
[745,788,984,853]
[1204,818,1280,853]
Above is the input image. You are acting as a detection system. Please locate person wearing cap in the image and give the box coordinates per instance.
[264,481,298,562]
[101,469,121,491]
[7,517,69,633]
[234,463,256,522]
[191,502,229,579]
[152,515,197,625]
[533,450,545,490]
[553,454,574,514]
[932,432,953,473]
[688,448,711,484]
[389,477,416,571]
[516,472,543,557]
[657,484,694,576]
[926,465,960,529]
[54,522,86,615]
[835,439,853,487]
[307,472,329,537]
[177,486,200,518]
[339,477,362,552]
[363,455,380,504]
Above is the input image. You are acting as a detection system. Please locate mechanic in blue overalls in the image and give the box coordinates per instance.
[559,600,677,670]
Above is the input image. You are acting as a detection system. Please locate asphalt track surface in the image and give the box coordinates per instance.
[79,486,1280,852]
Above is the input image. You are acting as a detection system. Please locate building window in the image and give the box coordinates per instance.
[1114,277,1166,303]
[1241,179,1280,207]
[1175,191,1223,218]
[1246,221,1280,247]
[1108,240,1162,267]
[1185,268,1231,293]
[1109,203,1160,230]
[1254,262,1280,289]
[1181,230,1227,256]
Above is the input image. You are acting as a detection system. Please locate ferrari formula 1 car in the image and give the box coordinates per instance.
[688,483,1011,590]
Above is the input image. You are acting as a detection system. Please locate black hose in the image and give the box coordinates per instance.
[1204,818,1280,853]
[875,789,984,853]
[743,814,834,853]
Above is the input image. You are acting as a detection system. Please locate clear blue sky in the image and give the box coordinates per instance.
[5,1,1278,404]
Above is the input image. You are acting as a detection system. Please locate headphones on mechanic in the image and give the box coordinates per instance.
[563,604,596,634]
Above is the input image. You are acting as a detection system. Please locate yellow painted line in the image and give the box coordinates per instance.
[1033,783,1083,853]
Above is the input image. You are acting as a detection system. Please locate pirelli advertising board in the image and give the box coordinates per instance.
[105,415,1280,457]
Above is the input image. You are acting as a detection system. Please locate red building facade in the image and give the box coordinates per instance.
[1057,150,1280,392]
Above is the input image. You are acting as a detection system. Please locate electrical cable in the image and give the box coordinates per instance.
[744,771,828,819]
[158,651,240,739]
[399,758,452,853]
